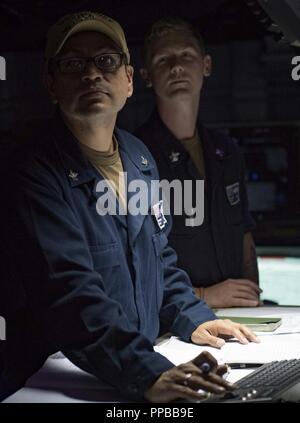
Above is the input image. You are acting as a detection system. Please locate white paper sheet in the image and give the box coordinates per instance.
[154,334,300,365]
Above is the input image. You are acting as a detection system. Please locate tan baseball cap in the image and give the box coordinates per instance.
[45,11,130,63]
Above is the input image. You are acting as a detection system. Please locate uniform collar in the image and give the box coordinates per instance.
[147,108,233,164]
[52,113,154,188]
[115,128,155,173]
[145,109,234,186]
[51,113,158,240]
[147,109,189,166]
[201,126,233,162]
[52,112,96,187]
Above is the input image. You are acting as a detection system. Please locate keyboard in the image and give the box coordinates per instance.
[201,359,300,403]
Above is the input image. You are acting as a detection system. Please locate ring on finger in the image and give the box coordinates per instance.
[183,372,192,386]
[198,389,211,399]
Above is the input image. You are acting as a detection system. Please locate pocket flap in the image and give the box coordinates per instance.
[89,243,120,269]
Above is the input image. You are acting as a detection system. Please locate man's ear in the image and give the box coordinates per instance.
[44,71,58,104]
[126,65,134,98]
[140,68,152,87]
[203,54,212,77]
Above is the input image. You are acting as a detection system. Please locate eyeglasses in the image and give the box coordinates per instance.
[53,52,127,74]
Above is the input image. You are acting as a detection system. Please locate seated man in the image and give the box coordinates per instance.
[136,18,261,308]
[0,11,258,403]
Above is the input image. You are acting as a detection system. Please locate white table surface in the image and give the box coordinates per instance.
[3,307,300,403]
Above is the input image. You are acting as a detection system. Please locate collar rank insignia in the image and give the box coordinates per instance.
[215,148,224,158]
[68,170,79,181]
[169,151,180,163]
[141,156,148,166]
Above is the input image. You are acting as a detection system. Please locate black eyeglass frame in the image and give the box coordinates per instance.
[49,52,128,74]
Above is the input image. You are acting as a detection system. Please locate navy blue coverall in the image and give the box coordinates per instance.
[136,110,255,288]
[0,115,216,400]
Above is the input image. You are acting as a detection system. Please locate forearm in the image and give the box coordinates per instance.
[160,247,216,339]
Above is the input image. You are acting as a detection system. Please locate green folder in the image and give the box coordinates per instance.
[218,316,282,332]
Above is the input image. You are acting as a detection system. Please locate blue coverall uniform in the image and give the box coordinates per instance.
[0,115,216,401]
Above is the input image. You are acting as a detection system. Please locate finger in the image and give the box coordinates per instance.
[224,326,258,344]
[175,365,203,381]
[214,320,260,344]
[174,363,215,384]
[183,374,226,394]
[193,330,225,349]
[188,356,229,380]
[177,363,202,375]
[192,351,218,369]
[169,384,214,402]
[216,364,229,377]
[213,321,249,344]
[234,293,259,303]
[231,298,259,307]
[179,363,237,393]
[235,278,261,290]
[166,368,193,384]
[187,375,230,394]
[178,363,219,382]
[236,324,260,343]
[205,372,237,391]
[234,288,260,301]
[235,279,262,294]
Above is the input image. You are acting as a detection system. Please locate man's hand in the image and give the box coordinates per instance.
[144,351,235,403]
[191,319,260,348]
[195,279,262,308]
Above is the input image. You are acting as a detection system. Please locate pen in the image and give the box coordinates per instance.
[228,363,263,369]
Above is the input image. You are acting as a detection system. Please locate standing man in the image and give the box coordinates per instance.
[1,12,258,403]
[136,18,261,308]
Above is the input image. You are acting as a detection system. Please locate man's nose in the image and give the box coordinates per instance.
[170,58,184,75]
[81,60,103,82]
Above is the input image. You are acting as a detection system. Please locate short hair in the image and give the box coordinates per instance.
[143,17,206,67]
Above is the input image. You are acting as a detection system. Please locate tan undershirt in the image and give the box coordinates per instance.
[180,130,205,178]
[79,136,126,209]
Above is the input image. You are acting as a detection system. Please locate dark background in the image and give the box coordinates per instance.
[1,0,300,247]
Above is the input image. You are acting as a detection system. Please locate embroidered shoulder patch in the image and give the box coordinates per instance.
[226,182,240,206]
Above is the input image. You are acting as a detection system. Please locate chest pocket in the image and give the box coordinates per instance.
[90,243,120,268]
[89,243,120,293]
[152,231,168,311]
